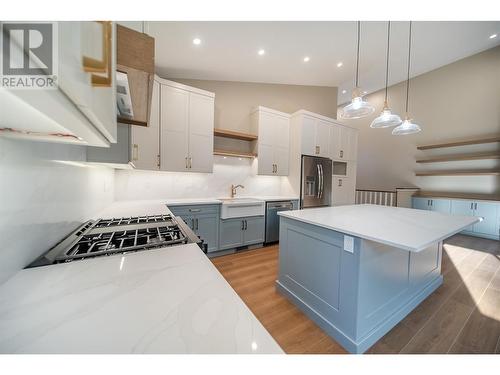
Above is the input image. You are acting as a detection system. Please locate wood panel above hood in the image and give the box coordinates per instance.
[116,24,155,127]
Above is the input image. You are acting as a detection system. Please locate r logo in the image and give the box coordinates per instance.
[2,23,53,75]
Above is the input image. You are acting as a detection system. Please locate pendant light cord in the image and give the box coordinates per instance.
[384,21,391,103]
[355,21,360,88]
[405,21,413,114]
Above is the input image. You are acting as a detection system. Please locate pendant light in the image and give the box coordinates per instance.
[392,21,422,135]
[341,21,375,119]
[370,21,402,128]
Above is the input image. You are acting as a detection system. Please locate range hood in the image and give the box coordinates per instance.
[116,24,155,127]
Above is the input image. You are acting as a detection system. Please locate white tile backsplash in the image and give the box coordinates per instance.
[115,156,285,201]
[0,138,114,284]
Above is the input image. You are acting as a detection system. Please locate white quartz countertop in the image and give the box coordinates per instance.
[162,196,299,206]
[279,204,480,252]
[0,200,283,354]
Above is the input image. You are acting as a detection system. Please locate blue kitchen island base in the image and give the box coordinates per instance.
[276,216,445,354]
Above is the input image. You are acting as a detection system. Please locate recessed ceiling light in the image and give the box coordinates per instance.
[192,38,201,45]
[489,33,498,39]
[303,56,310,62]
[258,49,265,56]
[337,62,343,68]
[342,89,347,94]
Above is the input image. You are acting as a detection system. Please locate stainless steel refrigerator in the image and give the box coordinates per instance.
[300,155,332,209]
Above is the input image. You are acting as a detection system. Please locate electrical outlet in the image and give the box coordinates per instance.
[344,235,354,253]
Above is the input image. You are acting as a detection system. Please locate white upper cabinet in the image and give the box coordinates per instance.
[292,112,331,158]
[251,106,290,176]
[0,21,116,147]
[159,78,215,173]
[130,79,160,170]
[331,125,358,161]
[188,92,214,173]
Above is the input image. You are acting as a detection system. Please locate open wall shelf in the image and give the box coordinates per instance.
[415,169,500,177]
[416,152,500,163]
[214,128,258,141]
[213,149,257,159]
[417,136,500,150]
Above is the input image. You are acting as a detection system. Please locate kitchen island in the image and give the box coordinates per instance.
[277,204,479,354]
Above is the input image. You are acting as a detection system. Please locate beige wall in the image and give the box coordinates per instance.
[173,79,338,131]
[337,46,500,195]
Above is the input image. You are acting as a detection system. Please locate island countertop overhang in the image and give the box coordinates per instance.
[278,204,479,252]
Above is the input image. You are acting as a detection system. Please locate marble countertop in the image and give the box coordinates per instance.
[0,200,283,354]
[140,196,299,207]
[279,204,480,252]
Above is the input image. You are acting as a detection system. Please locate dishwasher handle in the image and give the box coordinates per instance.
[267,201,294,210]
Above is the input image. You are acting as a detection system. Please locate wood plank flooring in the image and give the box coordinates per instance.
[211,234,500,354]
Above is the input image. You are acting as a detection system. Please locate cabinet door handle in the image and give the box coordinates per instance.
[195,218,199,230]
[470,202,473,210]
[244,220,247,230]
[340,150,343,158]
[189,157,192,169]
[82,21,112,87]
[338,179,342,187]
[185,157,188,169]
[474,203,477,210]
[157,155,160,169]
[132,144,139,161]
[315,146,320,155]
[431,200,433,207]
[241,220,245,230]
[275,164,278,174]
[191,218,195,229]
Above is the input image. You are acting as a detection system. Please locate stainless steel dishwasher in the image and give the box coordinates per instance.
[265,201,294,244]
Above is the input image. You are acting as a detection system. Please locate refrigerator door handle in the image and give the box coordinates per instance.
[319,164,324,199]
[316,164,321,198]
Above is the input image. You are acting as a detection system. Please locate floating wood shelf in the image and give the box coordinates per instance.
[214,128,258,141]
[417,136,500,150]
[415,169,500,177]
[213,149,257,159]
[416,152,500,163]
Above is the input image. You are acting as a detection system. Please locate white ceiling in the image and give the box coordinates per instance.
[144,21,500,104]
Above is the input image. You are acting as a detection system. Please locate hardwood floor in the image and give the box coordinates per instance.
[211,234,500,354]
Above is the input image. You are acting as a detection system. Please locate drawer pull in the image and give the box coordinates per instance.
[189,208,201,212]
[132,144,138,161]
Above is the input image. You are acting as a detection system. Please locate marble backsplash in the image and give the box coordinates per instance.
[115,156,285,201]
[0,138,114,284]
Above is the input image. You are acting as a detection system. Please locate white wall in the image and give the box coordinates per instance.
[336,46,500,195]
[115,156,284,200]
[0,139,114,284]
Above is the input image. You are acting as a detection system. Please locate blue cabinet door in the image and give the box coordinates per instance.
[430,199,451,214]
[243,216,265,246]
[196,213,219,253]
[450,200,474,233]
[473,202,498,237]
[412,197,430,211]
[219,218,244,250]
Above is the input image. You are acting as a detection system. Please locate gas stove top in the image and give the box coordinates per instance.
[28,214,202,268]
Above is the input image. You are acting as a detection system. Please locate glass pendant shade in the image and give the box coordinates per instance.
[391,116,421,135]
[341,88,375,119]
[370,102,402,128]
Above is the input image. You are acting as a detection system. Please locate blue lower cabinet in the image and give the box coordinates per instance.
[195,214,220,253]
[450,200,474,233]
[430,199,451,214]
[219,218,245,250]
[169,204,220,253]
[473,202,498,237]
[412,197,430,210]
[219,216,265,250]
[243,216,265,245]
